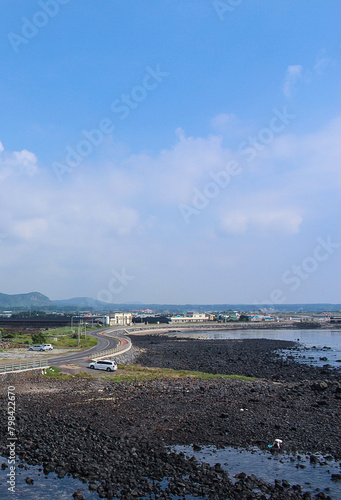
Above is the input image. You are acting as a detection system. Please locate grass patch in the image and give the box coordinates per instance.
[104,364,257,383]
[45,326,100,336]
[74,371,93,378]
[0,328,99,349]
[44,366,93,379]
[46,366,61,373]
[44,366,72,379]
[50,336,98,349]
[1,334,33,345]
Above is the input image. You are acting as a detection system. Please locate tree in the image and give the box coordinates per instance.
[31,332,47,344]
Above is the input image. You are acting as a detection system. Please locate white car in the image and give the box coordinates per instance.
[88,359,117,372]
[42,344,53,350]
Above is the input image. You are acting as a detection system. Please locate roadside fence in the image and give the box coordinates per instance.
[0,360,50,374]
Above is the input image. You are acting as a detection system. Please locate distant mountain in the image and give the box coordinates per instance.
[52,297,143,312]
[52,297,112,310]
[1,292,340,314]
[0,292,52,309]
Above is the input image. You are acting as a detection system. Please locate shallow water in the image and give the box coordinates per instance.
[170,328,341,368]
[171,445,341,499]
[1,446,341,500]
[0,457,100,500]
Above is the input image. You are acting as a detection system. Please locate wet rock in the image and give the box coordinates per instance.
[25,477,34,485]
[88,482,98,490]
[311,381,328,391]
[72,491,86,500]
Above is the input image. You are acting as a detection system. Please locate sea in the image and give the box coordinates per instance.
[168,328,341,368]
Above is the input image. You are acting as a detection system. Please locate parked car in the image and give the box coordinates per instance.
[42,344,53,350]
[88,359,117,372]
[28,345,45,351]
[28,344,53,351]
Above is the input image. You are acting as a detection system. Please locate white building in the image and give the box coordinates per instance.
[108,312,132,326]
[170,312,211,324]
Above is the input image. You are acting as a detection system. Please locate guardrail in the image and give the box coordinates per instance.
[92,336,132,360]
[0,360,50,374]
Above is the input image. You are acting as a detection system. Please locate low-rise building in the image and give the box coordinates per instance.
[170,312,210,324]
[250,315,263,322]
[107,312,132,326]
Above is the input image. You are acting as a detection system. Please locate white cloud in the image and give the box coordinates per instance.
[221,209,303,235]
[283,65,302,99]
[314,49,333,75]
[0,143,38,181]
[0,114,340,301]
[210,113,239,133]
[13,218,48,240]
[282,50,335,101]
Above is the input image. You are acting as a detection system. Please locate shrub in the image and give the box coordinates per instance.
[32,332,47,344]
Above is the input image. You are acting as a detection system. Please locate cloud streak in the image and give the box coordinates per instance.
[283,65,303,99]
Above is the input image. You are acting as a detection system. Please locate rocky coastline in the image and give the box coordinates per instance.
[0,336,340,499]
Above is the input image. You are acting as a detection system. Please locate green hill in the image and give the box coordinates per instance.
[0,292,52,310]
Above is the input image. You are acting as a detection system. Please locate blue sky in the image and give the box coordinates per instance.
[0,0,340,304]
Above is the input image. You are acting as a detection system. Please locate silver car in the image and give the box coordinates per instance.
[28,345,45,351]
[88,359,118,372]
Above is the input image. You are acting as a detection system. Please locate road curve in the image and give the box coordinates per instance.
[48,328,121,369]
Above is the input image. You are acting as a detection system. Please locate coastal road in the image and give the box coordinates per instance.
[47,328,121,370]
